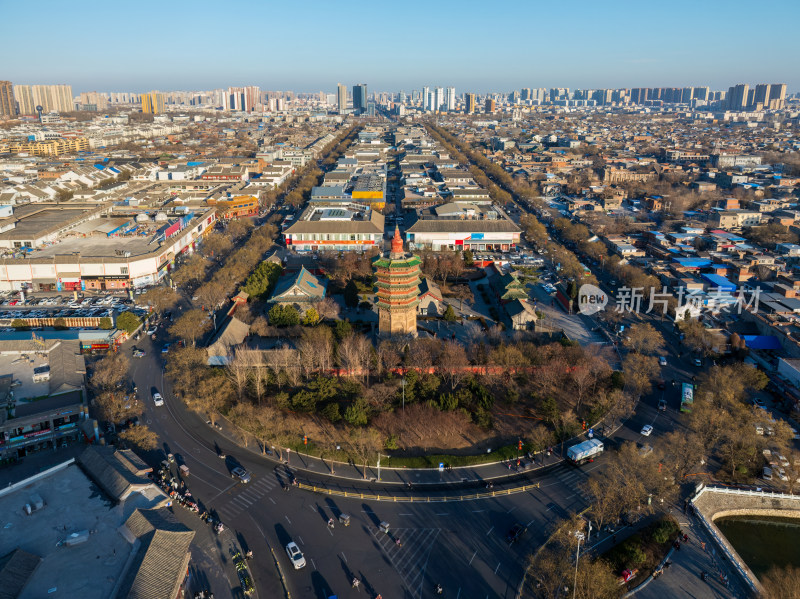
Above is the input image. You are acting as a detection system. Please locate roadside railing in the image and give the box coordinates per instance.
[297,481,540,502]
[691,485,775,596]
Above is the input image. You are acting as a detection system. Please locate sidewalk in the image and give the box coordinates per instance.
[629,507,748,599]
[209,407,566,488]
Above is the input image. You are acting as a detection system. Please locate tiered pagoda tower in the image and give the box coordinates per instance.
[373,226,422,336]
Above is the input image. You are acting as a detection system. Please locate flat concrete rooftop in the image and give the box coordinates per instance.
[30,235,160,259]
[0,461,145,599]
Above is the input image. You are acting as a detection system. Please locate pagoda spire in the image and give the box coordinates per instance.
[391,224,404,256]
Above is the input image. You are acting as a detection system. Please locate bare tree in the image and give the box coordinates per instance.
[139,287,179,314]
[436,340,470,390]
[316,296,341,321]
[119,425,158,451]
[338,333,372,382]
[623,322,665,355]
[348,426,382,479]
[169,309,212,347]
[90,353,130,392]
[225,345,250,400]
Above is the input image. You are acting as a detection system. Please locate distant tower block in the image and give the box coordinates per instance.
[373,226,421,336]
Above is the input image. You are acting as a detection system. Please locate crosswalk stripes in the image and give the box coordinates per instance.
[373,527,440,599]
[554,468,593,504]
[214,475,278,521]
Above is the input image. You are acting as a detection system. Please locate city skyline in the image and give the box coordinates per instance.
[4,0,800,93]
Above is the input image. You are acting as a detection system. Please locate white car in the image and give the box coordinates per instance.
[658,357,667,366]
[152,392,164,407]
[285,542,306,569]
[640,424,653,437]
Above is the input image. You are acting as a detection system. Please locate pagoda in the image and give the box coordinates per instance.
[373,226,422,336]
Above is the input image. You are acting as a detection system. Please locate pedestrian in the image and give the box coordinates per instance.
[683,533,689,543]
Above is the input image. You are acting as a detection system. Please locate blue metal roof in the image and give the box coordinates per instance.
[701,273,736,291]
[742,335,782,350]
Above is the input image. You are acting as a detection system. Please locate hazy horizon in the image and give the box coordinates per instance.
[4,0,799,94]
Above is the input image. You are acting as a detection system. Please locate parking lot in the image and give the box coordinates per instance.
[0,292,149,327]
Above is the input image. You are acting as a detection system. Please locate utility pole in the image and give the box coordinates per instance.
[573,531,585,599]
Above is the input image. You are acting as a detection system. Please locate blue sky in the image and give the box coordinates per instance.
[3,0,798,94]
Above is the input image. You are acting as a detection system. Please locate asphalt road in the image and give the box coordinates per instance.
[127,329,624,599]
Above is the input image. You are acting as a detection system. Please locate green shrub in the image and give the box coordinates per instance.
[116,311,140,334]
[443,304,458,321]
[651,519,678,544]
[268,304,300,326]
[344,398,369,426]
[321,402,341,423]
[620,537,647,566]
[99,317,113,330]
[11,318,29,330]
[241,262,282,299]
[290,390,317,412]
[611,370,625,390]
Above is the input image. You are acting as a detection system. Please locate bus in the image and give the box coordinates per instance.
[681,382,694,412]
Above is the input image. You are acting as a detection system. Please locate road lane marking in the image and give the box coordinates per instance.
[456,589,461,599]
[399,513,413,516]
[311,558,317,570]
[268,497,275,504]
[341,552,347,563]
[468,550,477,565]
[436,512,449,516]
[472,509,485,513]
[507,506,517,513]
[495,562,501,575]
[285,516,291,525]
[298,536,304,545]
[486,526,494,536]
[527,519,536,527]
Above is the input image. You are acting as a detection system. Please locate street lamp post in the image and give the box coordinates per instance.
[377,453,388,481]
[401,376,406,412]
[573,531,585,599]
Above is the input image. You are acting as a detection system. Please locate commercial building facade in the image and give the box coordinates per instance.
[284,206,384,252]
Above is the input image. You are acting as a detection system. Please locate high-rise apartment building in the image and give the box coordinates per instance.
[422,86,431,110]
[727,84,749,111]
[465,93,476,114]
[521,88,532,101]
[445,87,456,111]
[398,90,406,104]
[337,83,347,113]
[485,98,496,113]
[141,91,165,114]
[78,91,108,110]
[352,84,367,114]
[693,87,709,102]
[15,84,74,114]
[0,81,15,116]
[769,83,787,109]
[433,87,444,112]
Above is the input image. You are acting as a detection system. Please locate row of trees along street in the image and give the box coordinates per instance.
[419,124,800,593]
[134,125,362,344]
[88,125,362,446]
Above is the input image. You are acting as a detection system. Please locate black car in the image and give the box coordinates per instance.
[506,523,527,543]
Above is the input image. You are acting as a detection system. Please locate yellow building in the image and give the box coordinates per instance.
[142,91,165,114]
[0,137,90,156]
[210,195,259,219]
[351,174,386,211]
[465,93,476,114]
